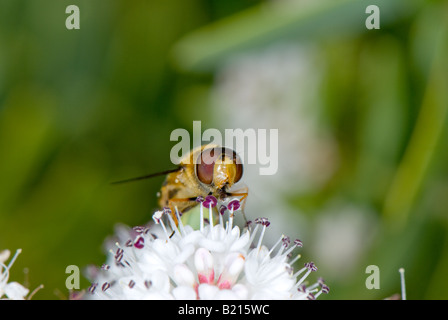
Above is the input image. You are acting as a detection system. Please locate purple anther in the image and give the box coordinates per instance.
[134,236,145,249]
[101,264,110,271]
[305,262,318,272]
[125,240,133,247]
[307,293,316,300]
[202,195,217,208]
[297,284,307,292]
[282,236,291,247]
[144,280,152,289]
[227,199,241,211]
[133,226,146,234]
[257,218,270,227]
[294,239,303,247]
[321,284,330,294]
[219,205,227,215]
[88,283,98,294]
[255,217,269,225]
[115,248,124,263]
[102,282,111,292]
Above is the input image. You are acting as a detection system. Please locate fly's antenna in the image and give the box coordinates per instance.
[111,168,181,185]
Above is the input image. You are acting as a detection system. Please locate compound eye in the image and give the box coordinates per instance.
[196,147,221,185]
[221,148,243,183]
[232,151,243,183]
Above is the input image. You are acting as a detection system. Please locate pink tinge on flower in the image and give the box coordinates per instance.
[216,253,245,290]
[195,248,215,285]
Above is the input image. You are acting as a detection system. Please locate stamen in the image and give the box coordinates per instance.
[308,277,326,292]
[305,262,318,272]
[307,292,316,300]
[282,238,303,258]
[255,217,270,227]
[134,236,145,249]
[297,284,307,293]
[274,236,290,258]
[7,249,22,270]
[313,283,330,299]
[202,195,217,208]
[165,208,180,237]
[144,280,152,289]
[208,203,214,227]
[219,205,226,226]
[248,223,260,245]
[88,282,98,294]
[219,205,227,216]
[307,282,319,291]
[115,247,124,263]
[153,210,170,240]
[200,200,204,232]
[285,265,294,276]
[282,236,291,248]
[399,268,406,300]
[0,263,9,283]
[294,262,318,289]
[152,210,164,224]
[133,226,146,234]
[102,282,111,292]
[27,284,44,300]
[267,235,286,258]
[294,239,303,247]
[163,207,172,216]
[114,242,138,268]
[255,218,270,254]
[125,240,133,247]
[289,254,301,265]
[228,200,240,211]
[227,202,237,231]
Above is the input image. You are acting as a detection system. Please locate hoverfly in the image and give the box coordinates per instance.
[113,144,248,222]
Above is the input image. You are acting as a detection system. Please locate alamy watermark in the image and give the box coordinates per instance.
[65,265,80,290]
[65,5,80,30]
[365,265,380,290]
[170,121,278,175]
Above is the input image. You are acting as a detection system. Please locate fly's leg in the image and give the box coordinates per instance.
[167,197,198,225]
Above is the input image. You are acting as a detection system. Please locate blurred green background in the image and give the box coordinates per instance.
[1,0,447,300]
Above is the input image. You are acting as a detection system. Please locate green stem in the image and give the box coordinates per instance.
[383,9,448,228]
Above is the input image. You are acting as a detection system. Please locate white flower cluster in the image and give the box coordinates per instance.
[0,249,30,300]
[87,197,329,300]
